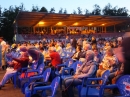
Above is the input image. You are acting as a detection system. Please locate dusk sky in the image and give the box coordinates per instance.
[0,0,130,14]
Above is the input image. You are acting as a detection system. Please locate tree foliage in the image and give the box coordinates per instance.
[77,7,82,14]
[0,3,26,42]
[39,7,48,12]
[73,10,77,14]
[63,9,67,14]
[59,8,63,14]
[84,9,90,15]
[50,7,55,13]
[91,4,101,15]
[102,3,128,16]
[31,5,39,12]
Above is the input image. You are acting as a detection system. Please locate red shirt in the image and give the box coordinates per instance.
[50,51,61,68]
[12,57,29,70]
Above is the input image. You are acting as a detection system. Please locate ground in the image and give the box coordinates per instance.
[0,70,117,97]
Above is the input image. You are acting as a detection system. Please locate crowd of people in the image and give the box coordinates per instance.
[0,33,129,97]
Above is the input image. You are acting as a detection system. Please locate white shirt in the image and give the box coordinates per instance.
[1,40,6,51]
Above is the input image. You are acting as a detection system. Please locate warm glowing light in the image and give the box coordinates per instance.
[73,22,78,26]
[38,22,44,25]
[102,24,105,26]
[57,22,62,25]
[88,23,93,26]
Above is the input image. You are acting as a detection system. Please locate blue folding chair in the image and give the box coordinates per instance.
[61,61,82,79]
[80,70,110,97]
[22,68,51,94]
[60,61,82,89]
[19,63,45,88]
[115,75,130,97]
[25,77,60,97]
[77,63,98,97]
[55,58,74,76]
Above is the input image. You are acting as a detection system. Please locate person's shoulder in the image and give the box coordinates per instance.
[1,41,6,45]
[90,61,97,66]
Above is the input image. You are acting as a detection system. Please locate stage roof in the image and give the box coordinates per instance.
[14,11,130,27]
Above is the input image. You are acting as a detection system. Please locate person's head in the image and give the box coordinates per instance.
[84,43,91,51]
[66,35,69,39]
[19,46,29,57]
[76,45,82,52]
[117,37,123,46]
[93,48,99,56]
[0,37,3,42]
[39,47,44,52]
[105,47,113,56]
[48,46,56,53]
[66,43,71,47]
[105,42,110,46]
[20,46,28,52]
[86,50,94,61]
[28,48,40,60]
[92,36,96,41]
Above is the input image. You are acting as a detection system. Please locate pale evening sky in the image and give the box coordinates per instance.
[0,0,130,14]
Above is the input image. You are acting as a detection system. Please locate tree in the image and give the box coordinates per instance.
[19,3,25,11]
[77,7,82,14]
[102,3,115,16]
[63,9,67,14]
[102,3,128,16]
[73,10,77,14]
[59,8,63,14]
[92,4,101,15]
[117,7,128,16]
[31,5,39,12]
[50,7,55,13]
[39,7,48,12]
[0,4,27,42]
[84,9,90,15]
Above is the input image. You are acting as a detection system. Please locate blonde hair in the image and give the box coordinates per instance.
[106,47,114,55]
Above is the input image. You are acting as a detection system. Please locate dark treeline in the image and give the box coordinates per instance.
[0,3,129,42]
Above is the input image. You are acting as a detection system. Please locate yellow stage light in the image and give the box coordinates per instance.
[38,22,44,25]
[88,23,93,26]
[102,24,105,26]
[57,22,62,25]
[73,22,78,26]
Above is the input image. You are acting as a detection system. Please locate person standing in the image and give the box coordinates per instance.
[0,37,6,70]
[121,34,130,75]
[114,33,130,75]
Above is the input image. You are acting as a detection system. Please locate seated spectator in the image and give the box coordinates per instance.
[103,42,111,53]
[55,43,63,56]
[66,43,73,52]
[64,50,97,97]
[0,50,29,89]
[45,47,61,69]
[117,37,123,47]
[22,46,44,67]
[71,38,77,49]
[93,48,102,64]
[72,45,85,61]
[96,47,117,78]
[108,63,124,84]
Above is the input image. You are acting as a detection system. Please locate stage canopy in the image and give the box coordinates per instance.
[14,11,130,27]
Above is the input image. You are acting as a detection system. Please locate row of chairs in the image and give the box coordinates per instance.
[14,61,60,97]
[6,49,130,97]
[54,58,130,97]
